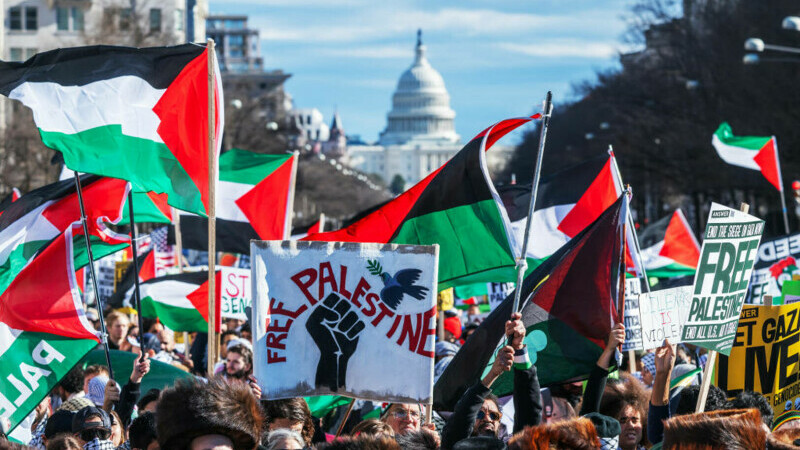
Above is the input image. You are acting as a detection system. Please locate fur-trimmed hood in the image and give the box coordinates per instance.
[768,428,800,450]
[157,377,264,450]
[508,417,601,450]
[662,408,766,450]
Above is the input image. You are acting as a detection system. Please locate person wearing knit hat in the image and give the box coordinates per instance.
[443,315,462,343]
[768,427,800,449]
[585,412,621,450]
[774,410,800,432]
[156,377,263,450]
[662,408,767,449]
[60,396,95,413]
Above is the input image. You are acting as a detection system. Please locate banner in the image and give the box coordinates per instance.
[252,241,438,403]
[622,278,644,351]
[748,233,800,304]
[681,203,764,355]
[221,267,251,321]
[716,303,800,419]
[638,286,692,350]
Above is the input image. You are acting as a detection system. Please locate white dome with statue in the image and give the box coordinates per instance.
[378,30,460,146]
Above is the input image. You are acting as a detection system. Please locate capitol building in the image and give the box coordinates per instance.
[345,31,515,186]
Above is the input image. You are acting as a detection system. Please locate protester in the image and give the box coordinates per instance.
[584,413,621,450]
[381,404,425,436]
[128,413,157,450]
[112,354,151,427]
[395,429,440,450]
[135,390,160,415]
[507,416,601,450]
[106,311,131,351]
[730,390,773,431]
[42,410,77,448]
[442,315,462,344]
[71,406,114,449]
[54,368,94,413]
[240,322,252,342]
[219,330,240,360]
[773,410,800,432]
[108,412,125,448]
[662,408,767,448]
[82,366,109,395]
[264,429,304,450]
[351,419,394,439]
[85,376,117,409]
[221,343,253,380]
[46,435,82,450]
[157,377,263,450]
[262,398,314,447]
[768,428,800,449]
[440,312,541,449]
[317,435,401,450]
[434,341,459,382]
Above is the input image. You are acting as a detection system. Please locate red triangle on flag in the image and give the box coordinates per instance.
[185,271,221,332]
[558,158,619,238]
[235,157,295,240]
[660,210,701,269]
[754,138,782,191]
[0,226,98,341]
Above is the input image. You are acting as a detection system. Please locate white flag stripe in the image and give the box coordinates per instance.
[711,134,760,170]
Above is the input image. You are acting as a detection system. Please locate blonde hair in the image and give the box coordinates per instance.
[106,310,130,328]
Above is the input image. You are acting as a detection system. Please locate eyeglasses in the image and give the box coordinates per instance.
[79,428,111,442]
[477,410,502,422]
[391,409,421,421]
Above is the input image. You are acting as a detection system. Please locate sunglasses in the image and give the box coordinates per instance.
[477,410,502,422]
[79,428,111,442]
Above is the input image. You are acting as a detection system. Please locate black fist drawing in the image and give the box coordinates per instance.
[306,293,366,392]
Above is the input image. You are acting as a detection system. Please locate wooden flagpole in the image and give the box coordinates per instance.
[284,151,300,240]
[335,399,356,438]
[206,38,218,376]
[73,172,115,380]
[126,191,146,362]
[696,202,749,413]
[511,91,553,316]
[318,212,326,233]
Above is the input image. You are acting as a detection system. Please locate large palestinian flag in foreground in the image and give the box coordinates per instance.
[712,122,783,191]
[639,209,700,278]
[180,149,297,254]
[434,196,627,409]
[0,176,130,296]
[305,115,541,289]
[0,224,100,433]
[138,271,221,332]
[0,44,224,216]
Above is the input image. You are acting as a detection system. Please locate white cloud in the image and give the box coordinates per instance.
[497,41,620,59]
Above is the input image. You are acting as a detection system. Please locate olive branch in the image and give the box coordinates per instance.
[366,260,383,276]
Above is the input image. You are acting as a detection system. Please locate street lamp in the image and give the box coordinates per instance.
[743,53,760,64]
[783,16,800,31]
[743,37,800,54]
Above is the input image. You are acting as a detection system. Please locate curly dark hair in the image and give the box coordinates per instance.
[129,412,157,450]
[599,373,650,447]
[675,385,729,416]
[59,366,84,394]
[730,391,773,428]
[261,398,314,447]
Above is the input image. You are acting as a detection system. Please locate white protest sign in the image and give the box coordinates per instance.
[221,267,251,321]
[638,286,693,349]
[252,241,438,403]
[680,203,764,355]
[622,278,643,351]
[487,282,514,311]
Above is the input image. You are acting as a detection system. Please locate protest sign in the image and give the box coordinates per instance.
[747,233,800,305]
[252,241,438,403]
[221,267,251,320]
[622,278,643,351]
[638,286,692,349]
[681,203,764,355]
[487,282,514,311]
[716,303,800,419]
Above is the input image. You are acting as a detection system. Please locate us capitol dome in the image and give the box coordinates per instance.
[346,30,513,187]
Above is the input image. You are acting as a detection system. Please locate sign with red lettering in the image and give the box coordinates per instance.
[221,267,251,321]
[638,286,692,349]
[251,241,438,403]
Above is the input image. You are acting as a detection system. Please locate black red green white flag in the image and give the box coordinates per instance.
[639,209,700,278]
[712,123,783,192]
[0,44,224,216]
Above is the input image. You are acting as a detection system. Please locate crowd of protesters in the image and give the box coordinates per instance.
[4,304,800,450]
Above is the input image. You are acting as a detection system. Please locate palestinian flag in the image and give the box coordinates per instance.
[498,154,640,275]
[0,176,130,296]
[0,43,224,216]
[0,188,21,216]
[138,271,221,332]
[180,149,297,254]
[291,215,326,240]
[0,224,100,433]
[639,209,700,278]
[305,115,541,289]
[434,195,627,409]
[712,123,783,191]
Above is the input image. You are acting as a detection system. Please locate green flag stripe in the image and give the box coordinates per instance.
[40,126,205,216]
[218,149,292,185]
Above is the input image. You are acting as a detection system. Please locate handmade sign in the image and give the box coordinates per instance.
[221,267,251,321]
[747,233,800,305]
[622,278,643,351]
[681,203,764,355]
[252,241,438,403]
[716,303,800,418]
[487,282,515,311]
[638,286,692,349]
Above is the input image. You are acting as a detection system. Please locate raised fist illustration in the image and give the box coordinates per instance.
[306,292,366,392]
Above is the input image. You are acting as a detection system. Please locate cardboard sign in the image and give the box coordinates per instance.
[252,241,438,403]
[716,303,800,418]
[221,267,251,320]
[681,203,764,355]
[622,278,643,351]
[638,286,692,349]
[487,282,514,311]
[748,233,800,305]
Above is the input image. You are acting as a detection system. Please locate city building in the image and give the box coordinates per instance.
[290,108,330,144]
[347,30,513,186]
[206,14,261,73]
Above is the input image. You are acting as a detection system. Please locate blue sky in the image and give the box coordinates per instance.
[209,0,636,143]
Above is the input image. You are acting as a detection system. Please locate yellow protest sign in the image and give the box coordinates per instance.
[715,303,800,417]
[438,288,454,312]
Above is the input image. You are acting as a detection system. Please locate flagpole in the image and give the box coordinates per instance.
[126,192,146,362]
[775,136,791,234]
[73,172,115,380]
[511,91,553,315]
[284,151,300,240]
[172,208,185,268]
[318,212,326,233]
[206,38,218,376]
